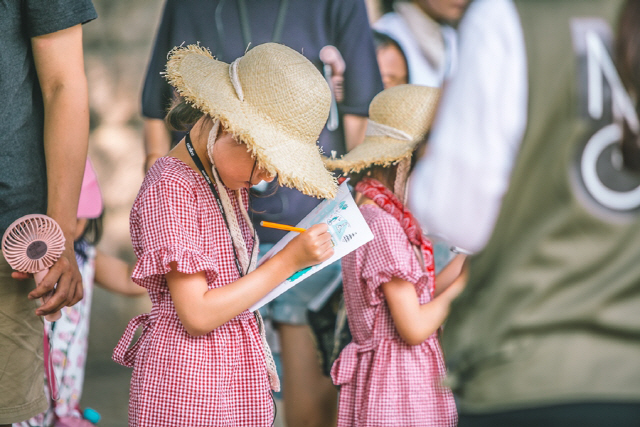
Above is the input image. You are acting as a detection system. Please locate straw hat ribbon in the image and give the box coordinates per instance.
[165,43,337,199]
[325,84,441,173]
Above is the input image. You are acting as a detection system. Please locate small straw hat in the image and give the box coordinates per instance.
[325,84,440,173]
[165,43,337,199]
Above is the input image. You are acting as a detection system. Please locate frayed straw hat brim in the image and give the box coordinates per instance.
[166,45,337,199]
[324,84,440,175]
[324,136,417,173]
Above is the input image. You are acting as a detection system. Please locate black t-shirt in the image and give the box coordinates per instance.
[0,0,97,235]
[141,0,383,242]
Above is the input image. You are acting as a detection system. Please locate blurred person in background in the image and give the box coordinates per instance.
[374,0,469,87]
[373,31,409,89]
[374,0,470,275]
[0,1,96,425]
[617,0,640,171]
[139,1,383,426]
[410,0,640,425]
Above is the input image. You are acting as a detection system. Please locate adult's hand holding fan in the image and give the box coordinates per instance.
[2,214,66,321]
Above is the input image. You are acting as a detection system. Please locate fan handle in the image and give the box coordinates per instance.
[34,269,61,322]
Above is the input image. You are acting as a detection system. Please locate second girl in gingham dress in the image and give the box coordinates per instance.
[326,85,466,426]
[113,43,337,426]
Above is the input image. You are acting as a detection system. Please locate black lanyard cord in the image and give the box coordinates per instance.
[185,132,255,277]
[215,0,289,58]
[186,135,275,414]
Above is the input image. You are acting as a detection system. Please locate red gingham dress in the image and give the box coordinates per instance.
[331,205,457,427]
[113,157,274,427]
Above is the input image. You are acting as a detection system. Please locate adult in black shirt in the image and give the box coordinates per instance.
[0,0,96,424]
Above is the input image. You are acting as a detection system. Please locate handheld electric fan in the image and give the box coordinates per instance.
[2,214,66,321]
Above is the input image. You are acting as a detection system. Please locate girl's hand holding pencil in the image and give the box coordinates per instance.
[270,222,334,271]
[260,221,307,234]
[261,221,336,247]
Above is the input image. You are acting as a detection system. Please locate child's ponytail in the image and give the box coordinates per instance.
[165,97,204,132]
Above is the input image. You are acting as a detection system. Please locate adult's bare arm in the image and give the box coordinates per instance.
[28,24,89,315]
[144,117,172,172]
[343,114,368,152]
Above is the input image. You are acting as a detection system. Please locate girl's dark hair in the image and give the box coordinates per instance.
[347,139,426,189]
[372,30,410,83]
[74,215,103,264]
[165,96,204,132]
[615,0,640,171]
[77,215,103,246]
[373,30,403,52]
[349,163,397,189]
[381,0,396,14]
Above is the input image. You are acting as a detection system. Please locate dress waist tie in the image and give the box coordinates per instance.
[113,313,152,368]
[331,340,376,386]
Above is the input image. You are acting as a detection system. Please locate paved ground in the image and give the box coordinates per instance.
[82,363,285,427]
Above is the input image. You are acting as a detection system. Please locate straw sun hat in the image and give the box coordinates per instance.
[165,43,337,199]
[325,84,441,173]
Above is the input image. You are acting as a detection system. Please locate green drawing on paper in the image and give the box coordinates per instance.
[327,215,349,242]
[287,266,312,282]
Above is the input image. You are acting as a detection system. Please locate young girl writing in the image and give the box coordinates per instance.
[112,43,337,426]
[326,85,465,426]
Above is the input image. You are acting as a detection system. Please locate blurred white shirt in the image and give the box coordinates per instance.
[409,0,528,254]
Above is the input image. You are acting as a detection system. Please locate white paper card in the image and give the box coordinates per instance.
[250,181,373,312]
